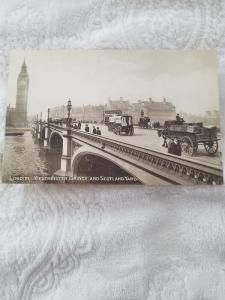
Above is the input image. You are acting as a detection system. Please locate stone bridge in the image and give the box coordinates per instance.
[32,121,223,186]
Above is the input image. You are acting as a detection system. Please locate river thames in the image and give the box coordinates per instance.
[2,131,61,183]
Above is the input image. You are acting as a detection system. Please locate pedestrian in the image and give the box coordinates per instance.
[176,113,181,122]
[168,138,176,154]
[168,138,182,156]
[96,127,101,135]
[162,136,168,147]
[85,124,89,133]
[174,139,182,156]
[92,126,97,134]
[78,121,81,129]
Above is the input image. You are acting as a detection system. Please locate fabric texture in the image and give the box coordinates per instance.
[0,1,225,299]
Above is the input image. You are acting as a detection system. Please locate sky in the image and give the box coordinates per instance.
[7,49,220,119]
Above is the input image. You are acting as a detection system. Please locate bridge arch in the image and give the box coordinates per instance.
[49,131,63,151]
[71,146,139,181]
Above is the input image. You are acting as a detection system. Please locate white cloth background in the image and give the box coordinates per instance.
[0,1,225,299]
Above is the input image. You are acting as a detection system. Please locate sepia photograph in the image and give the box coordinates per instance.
[2,49,224,185]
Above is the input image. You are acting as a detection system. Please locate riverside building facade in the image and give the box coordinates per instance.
[50,97,176,125]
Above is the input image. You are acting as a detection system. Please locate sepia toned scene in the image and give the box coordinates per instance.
[2,50,223,185]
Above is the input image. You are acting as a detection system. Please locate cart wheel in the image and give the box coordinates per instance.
[204,141,218,155]
[113,127,117,135]
[181,136,194,156]
[117,125,122,135]
[130,127,134,136]
[193,142,198,152]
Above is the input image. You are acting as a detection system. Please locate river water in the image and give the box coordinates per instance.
[2,131,61,183]
[2,130,138,184]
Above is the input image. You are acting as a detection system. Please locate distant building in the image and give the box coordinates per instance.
[50,104,105,123]
[50,97,176,125]
[71,105,105,122]
[107,97,176,124]
[6,60,29,128]
[107,97,131,114]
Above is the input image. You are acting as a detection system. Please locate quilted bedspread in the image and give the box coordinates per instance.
[0,1,225,299]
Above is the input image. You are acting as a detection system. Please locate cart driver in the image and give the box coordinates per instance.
[176,114,185,124]
[176,114,181,122]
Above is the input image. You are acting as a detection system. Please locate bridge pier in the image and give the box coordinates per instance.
[37,121,43,140]
[35,121,39,136]
[44,124,50,147]
[60,129,72,172]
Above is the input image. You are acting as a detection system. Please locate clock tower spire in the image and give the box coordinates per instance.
[15,59,29,127]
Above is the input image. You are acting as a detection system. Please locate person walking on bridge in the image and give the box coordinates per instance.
[92,126,97,134]
[85,124,90,133]
[168,138,182,156]
[96,127,101,135]
[168,138,175,154]
[174,139,182,156]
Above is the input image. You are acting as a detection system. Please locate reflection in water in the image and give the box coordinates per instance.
[2,131,61,183]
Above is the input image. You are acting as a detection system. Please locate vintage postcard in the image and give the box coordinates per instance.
[2,50,223,185]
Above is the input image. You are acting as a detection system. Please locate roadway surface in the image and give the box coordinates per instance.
[79,124,223,167]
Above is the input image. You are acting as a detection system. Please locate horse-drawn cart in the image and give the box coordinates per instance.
[107,115,134,136]
[157,120,219,156]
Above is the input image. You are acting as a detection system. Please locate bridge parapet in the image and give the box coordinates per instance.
[70,129,223,185]
[33,122,223,185]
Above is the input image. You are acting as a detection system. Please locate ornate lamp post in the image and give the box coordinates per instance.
[67,99,72,127]
[102,105,105,123]
[47,108,50,123]
[39,112,43,139]
[60,99,72,173]
[44,108,50,147]
[36,114,39,134]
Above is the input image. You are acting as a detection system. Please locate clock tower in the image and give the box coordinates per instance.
[15,59,29,127]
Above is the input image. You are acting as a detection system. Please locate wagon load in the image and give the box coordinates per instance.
[158,120,219,156]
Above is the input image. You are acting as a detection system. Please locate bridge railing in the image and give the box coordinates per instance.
[47,123,223,185]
